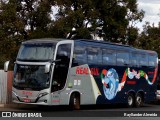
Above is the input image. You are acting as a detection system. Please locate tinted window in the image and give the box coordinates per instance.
[116,51,129,65]
[148,54,157,67]
[74,46,87,64]
[130,53,139,67]
[52,44,71,92]
[139,54,148,66]
[102,49,116,65]
[17,44,55,61]
[87,47,102,64]
[56,44,71,60]
[13,65,50,90]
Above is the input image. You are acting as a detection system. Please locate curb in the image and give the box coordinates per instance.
[0,104,18,108]
[0,104,4,108]
[0,104,32,108]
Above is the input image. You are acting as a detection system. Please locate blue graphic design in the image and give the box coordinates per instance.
[102,68,119,100]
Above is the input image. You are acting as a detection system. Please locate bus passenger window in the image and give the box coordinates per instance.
[102,49,116,65]
[148,54,157,67]
[87,47,102,64]
[116,51,129,66]
[139,54,148,67]
[74,46,87,64]
[130,53,139,67]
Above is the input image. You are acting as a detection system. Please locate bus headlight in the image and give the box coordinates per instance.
[38,92,49,98]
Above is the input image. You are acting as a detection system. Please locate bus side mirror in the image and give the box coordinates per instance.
[45,63,51,73]
[4,61,10,72]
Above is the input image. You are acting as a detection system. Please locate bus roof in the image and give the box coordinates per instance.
[74,39,157,55]
[22,38,67,44]
[75,39,130,47]
[22,38,157,55]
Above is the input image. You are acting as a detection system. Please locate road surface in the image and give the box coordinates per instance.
[0,102,160,120]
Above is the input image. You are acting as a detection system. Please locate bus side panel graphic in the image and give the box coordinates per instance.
[100,67,157,101]
[73,64,157,105]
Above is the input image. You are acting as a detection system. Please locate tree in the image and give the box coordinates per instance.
[0,0,53,68]
[125,0,144,46]
[52,0,98,39]
[0,0,145,69]
[53,0,144,43]
[15,0,53,39]
[0,0,24,68]
[138,22,160,56]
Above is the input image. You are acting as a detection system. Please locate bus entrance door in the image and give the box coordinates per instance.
[51,42,72,105]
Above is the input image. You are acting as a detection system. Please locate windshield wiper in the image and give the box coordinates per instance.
[50,59,61,63]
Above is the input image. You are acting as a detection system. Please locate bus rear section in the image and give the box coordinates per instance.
[68,40,158,108]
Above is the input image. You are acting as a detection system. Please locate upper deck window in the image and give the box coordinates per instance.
[17,43,55,61]
[148,54,157,67]
[87,47,102,64]
[102,49,116,65]
[116,51,129,66]
[130,53,139,67]
[74,46,87,64]
[139,54,148,66]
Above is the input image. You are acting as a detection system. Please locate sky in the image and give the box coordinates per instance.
[137,0,160,31]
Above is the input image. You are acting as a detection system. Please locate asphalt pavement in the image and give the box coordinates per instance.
[0,102,160,119]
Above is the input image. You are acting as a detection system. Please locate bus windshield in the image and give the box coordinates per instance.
[13,64,50,90]
[17,43,55,61]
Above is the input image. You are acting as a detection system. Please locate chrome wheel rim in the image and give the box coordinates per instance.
[128,96,133,106]
[136,96,141,105]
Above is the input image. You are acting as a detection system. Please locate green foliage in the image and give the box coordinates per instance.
[2,0,158,70]
[0,0,52,69]
[138,22,160,56]
[53,0,144,43]
[127,27,139,46]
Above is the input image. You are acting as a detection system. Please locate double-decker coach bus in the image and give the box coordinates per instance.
[4,38,158,109]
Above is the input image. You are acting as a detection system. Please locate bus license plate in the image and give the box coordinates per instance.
[23,98,31,103]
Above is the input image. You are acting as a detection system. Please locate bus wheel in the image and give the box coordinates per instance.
[69,94,80,110]
[135,93,143,107]
[127,93,134,108]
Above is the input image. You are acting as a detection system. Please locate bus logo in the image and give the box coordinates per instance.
[2,112,11,117]
[76,67,99,76]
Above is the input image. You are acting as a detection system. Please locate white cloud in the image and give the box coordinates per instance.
[138,2,160,16]
[137,0,160,31]
[138,0,160,4]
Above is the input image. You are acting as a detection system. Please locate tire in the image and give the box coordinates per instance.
[127,93,135,108]
[69,94,80,110]
[135,93,144,107]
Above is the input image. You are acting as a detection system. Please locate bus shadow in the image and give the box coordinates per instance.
[80,104,152,110]
[12,103,153,112]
